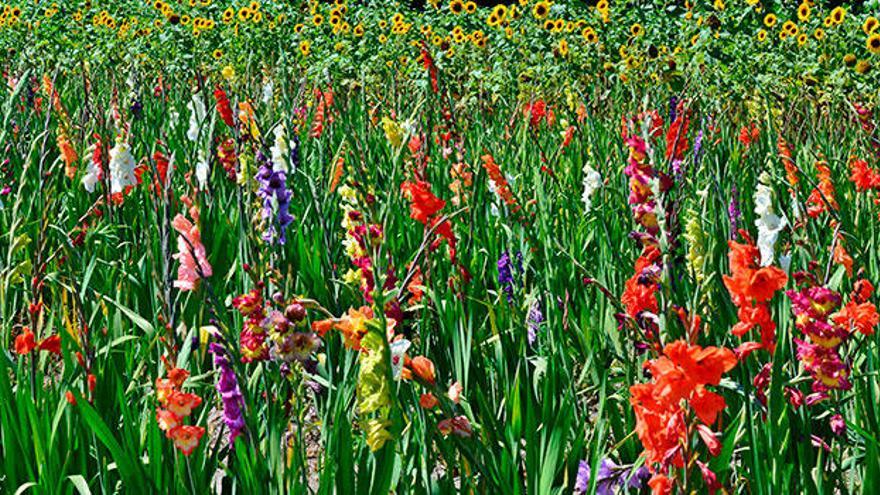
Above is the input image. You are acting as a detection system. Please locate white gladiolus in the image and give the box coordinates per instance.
[262,81,274,104]
[186,94,207,142]
[581,164,602,211]
[271,124,289,173]
[108,140,138,195]
[754,176,787,266]
[82,142,102,193]
[195,149,210,189]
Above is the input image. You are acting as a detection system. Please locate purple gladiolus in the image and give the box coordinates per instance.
[728,185,741,239]
[573,458,650,494]
[497,252,515,302]
[527,300,543,345]
[209,342,247,443]
[255,151,293,245]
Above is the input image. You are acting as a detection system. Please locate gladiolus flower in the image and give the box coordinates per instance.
[14,328,36,355]
[171,209,212,291]
[169,425,205,456]
[214,86,235,128]
[437,415,473,437]
[37,334,61,355]
[419,393,438,409]
[409,356,436,385]
[165,391,202,418]
[156,409,182,436]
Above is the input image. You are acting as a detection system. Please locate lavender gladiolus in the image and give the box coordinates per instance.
[209,342,247,443]
[255,151,293,245]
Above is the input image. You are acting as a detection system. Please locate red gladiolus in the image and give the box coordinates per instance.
[37,334,61,355]
[214,85,235,128]
[419,393,438,409]
[630,340,736,474]
[169,425,205,456]
[420,41,439,94]
[14,328,36,355]
[723,233,787,353]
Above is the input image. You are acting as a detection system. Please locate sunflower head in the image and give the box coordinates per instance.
[797,3,810,22]
[867,34,880,55]
[830,6,845,25]
[533,1,549,19]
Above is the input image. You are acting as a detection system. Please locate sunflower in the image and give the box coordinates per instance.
[354,24,364,37]
[378,34,387,43]
[713,0,724,11]
[855,60,871,74]
[797,33,807,46]
[813,28,825,40]
[238,7,251,22]
[533,1,550,19]
[299,40,311,57]
[830,6,845,25]
[294,23,305,34]
[757,29,767,42]
[796,3,809,22]
[392,13,404,24]
[868,34,880,55]
[764,13,777,28]
[582,27,597,43]
[542,19,554,30]
[630,23,644,37]
[487,14,500,27]
[864,17,879,35]
[491,4,507,22]
[557,39,569,56]
[212,49,223,60]
[222,7,234,23]
[843,53,857,66]
[554,19,564,31]
[465,2,476,14]
[782,20,797,36]
[823,16,833,27]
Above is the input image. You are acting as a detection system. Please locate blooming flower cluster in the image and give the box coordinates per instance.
[155,363,205,456]
[255,150,293,245]
[629,340,737,494]
[723,231,788,354]
[208,341,246,444]
[581,159,602,212]
[805,158,838,219]
[574,458,649,495]
[788,276,878,401]
[171,199,212,292]
[753,174,787,267]
[233,288,269,362]
[338,182,383,301]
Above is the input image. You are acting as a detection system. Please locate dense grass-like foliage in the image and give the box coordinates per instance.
[1,1,880,494]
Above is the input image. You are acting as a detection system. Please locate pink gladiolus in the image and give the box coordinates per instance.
[172,210,212,291]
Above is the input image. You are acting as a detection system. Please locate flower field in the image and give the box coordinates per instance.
[1,0,880,493]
